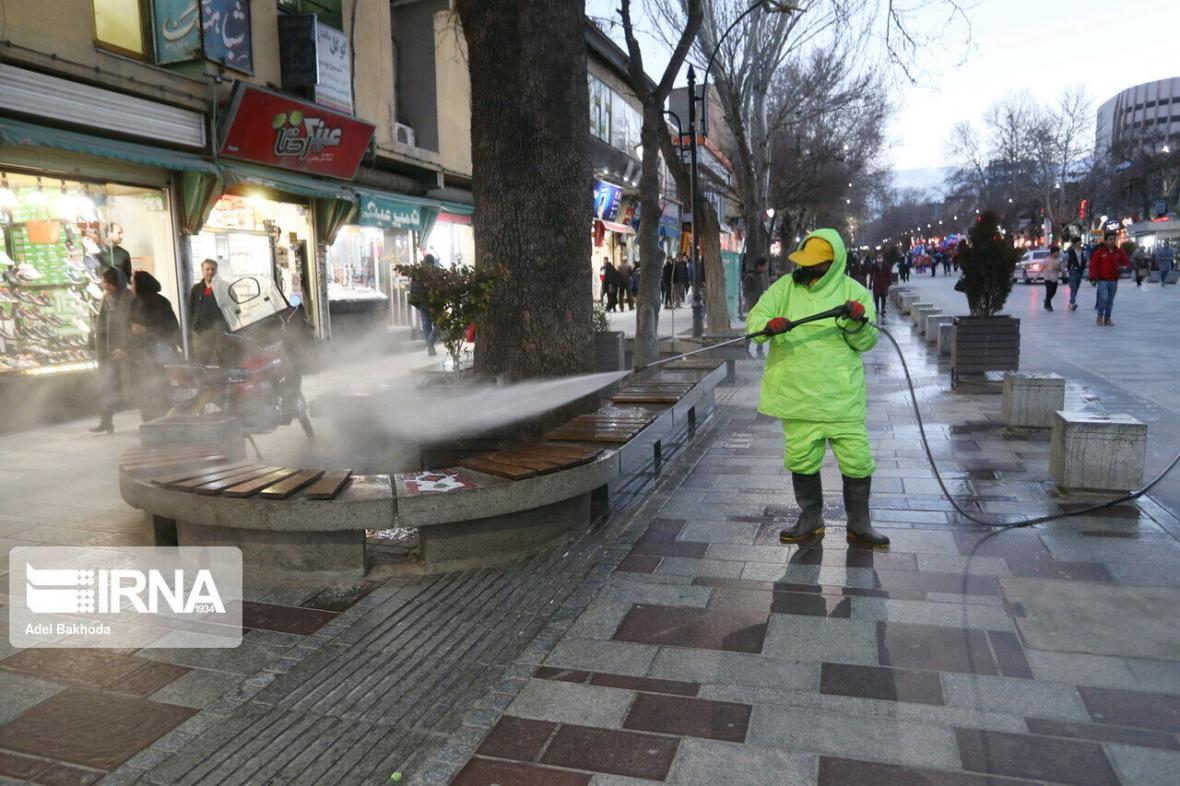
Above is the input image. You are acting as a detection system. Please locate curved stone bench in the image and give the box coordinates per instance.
[119,360,726,579]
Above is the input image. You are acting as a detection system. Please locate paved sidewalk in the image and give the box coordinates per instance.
[445,313,1180,785]
[0,309,1179,784]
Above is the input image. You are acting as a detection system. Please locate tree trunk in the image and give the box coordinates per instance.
[699,205,731,333]
[456,0,593,380]
[633,103,665,368]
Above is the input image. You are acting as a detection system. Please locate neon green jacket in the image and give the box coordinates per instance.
[746,229,878,422]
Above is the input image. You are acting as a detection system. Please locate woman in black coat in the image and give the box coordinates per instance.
[129,271,181,421]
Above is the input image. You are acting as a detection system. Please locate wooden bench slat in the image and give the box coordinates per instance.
[150,462,242,486]
[193,466,285,495]
[508,444,602,461]
[473,454,567,473]
[459,456,537,480]
[162,463,260,490]
[222,468,301,498]
[303,470,353,500]
[259,470,325,500]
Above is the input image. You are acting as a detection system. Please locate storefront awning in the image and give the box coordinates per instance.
[0,117,217,174]
[220,162,358,202]
[601,220,635,235]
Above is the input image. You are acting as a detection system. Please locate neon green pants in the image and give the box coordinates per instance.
[781,419,875,478]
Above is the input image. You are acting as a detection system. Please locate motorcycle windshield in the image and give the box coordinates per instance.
[217,275,291,332]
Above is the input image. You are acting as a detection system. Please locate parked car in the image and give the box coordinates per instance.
[1016,249,1052,283]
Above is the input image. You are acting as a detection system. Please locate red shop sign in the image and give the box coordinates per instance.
[218,83,375,180]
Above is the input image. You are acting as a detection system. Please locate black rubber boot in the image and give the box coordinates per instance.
[780,472,824,543]
[843,474,889,547]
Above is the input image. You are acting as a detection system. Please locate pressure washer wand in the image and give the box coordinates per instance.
[644,304,859,369]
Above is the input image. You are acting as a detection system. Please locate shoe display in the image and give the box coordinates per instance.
[15,263,42,281]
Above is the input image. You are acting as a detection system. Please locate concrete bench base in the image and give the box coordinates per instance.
[1050,411,1147,493]
[1003,372,1065,428]
[178,520,366,581]
[140,415,246,462]
[414,494,591,574]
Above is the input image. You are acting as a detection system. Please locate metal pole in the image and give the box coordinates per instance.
[688,66,704,338]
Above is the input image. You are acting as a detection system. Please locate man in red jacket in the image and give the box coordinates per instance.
[1089,231,1129,326]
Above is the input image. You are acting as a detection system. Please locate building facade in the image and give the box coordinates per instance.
[0,0,474,426]
[1096,76,1180,156]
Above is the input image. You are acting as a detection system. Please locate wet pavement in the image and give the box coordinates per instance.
[0,300,1178,784]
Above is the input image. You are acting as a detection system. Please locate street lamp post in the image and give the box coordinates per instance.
[687,66,703,337]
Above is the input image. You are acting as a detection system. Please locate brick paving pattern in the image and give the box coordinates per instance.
[0,304,1178,783]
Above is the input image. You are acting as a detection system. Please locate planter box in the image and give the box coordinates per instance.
[594,331,626,372]
[951,316,1020,390]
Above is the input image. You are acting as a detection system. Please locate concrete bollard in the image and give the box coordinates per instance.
[937,322,955,356]
[1002,372,1065,428]
[1050,411,1147,492]
[926,315,954,344]
[891,288,910,308]
[911,304,937,329]
[898,292,919,315]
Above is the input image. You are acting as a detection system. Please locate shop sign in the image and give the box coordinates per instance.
[202,0,253,74]
[219,84,375,180]
[659,201,681,238]
[358,193,423,231]
[618,197,638,227]
[314,24,353,115]
[593,179,623,221]
[1151,199,1168,218]
[152,0,202,64]
[277,14,320,89]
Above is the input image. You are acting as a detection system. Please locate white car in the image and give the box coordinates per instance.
[1016,249,1052,283]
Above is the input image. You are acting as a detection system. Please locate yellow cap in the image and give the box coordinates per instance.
[788,237,835,267]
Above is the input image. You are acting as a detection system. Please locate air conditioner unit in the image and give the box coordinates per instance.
[394,122,416,147]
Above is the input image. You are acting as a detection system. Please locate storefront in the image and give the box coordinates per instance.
[0,113,211,430]
[204,83,376,342]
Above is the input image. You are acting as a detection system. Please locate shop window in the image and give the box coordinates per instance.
[92,0,148,58]
[279,0,344,31]
[0,172,179,377]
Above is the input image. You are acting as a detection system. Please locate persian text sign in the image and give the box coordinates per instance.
[153,0,202,64]
[202,0,253,73]
[219,84,374,180]
[10,546,243,648]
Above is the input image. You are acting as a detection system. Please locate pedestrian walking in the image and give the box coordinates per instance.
[598,259,609,305]
[408,250,440,356]
[630,262,641,306]
[1154,241,1174,286]
[90,267,130,434]
[742,258,770,358]
[899,253,911,282]
[617,259,635,310]
[1089,230,1130,326]
[1042,245,1061,311]
[188,258,230,365]
[871,252,892,319]
[1065,243,1085,310]
[746,229,889,548]
[603,261,624,312]
[1133,245,1151,286]
[673,255,689,306]
[661,258,674,307]
[129,271,180,422]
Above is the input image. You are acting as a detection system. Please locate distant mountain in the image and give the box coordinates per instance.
[890,167,952,198]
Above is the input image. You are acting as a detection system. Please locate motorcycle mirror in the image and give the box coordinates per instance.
[228,277,262,305]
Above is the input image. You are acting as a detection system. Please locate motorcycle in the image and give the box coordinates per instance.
[167,281,314,442]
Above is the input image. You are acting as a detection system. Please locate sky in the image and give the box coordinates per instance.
[585,0,1180,175]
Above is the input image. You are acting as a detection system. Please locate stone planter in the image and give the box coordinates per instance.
[594,331,626,372]
[951,316,1020,390]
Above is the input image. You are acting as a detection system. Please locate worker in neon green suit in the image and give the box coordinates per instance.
[746,228,889,547]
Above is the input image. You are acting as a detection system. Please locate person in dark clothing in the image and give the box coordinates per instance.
[408,251,439,356]
[95,222,132,281]
[742,258,770,357]
[603,261,624,312]
[187,258,230,365]
[673,255,689,306]
[871,252,892,319]
[91,267,131,434]
[129,271,181,421]
[661,258,674,306]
